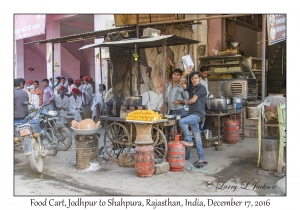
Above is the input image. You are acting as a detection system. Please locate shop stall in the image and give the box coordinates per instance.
[79,34,199,163]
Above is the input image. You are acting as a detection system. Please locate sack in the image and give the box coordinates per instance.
[118,152,135,168]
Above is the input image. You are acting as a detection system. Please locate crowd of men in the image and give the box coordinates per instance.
[14,65,211,168]
[14,76,107,124]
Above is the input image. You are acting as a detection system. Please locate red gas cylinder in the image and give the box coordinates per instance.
[224,115,240,144]
[134,145,155,177]
[166,134,185,172]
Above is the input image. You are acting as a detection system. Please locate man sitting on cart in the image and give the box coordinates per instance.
[164,68,189,138]
[179,66,208,168]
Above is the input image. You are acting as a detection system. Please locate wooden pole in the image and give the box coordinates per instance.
[162,41,167,117]
[99,47,104,106]
[129,49,132,95]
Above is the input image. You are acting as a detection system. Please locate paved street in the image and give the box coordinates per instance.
[14,161,117,196]
[14,128,285,196]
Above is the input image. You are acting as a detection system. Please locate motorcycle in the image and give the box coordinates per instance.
[37,102,72,153]
[14,105,44,173]
[14,102,72,173]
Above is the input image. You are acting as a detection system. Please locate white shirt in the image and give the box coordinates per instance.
[67,84,76,95]
[55,95,69,115]
[31,91,40,108]
[69,96,82,112]
[200,77,210,97]
[82,83,93,104]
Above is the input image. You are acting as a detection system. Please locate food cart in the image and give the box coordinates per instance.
[79,35,199,164]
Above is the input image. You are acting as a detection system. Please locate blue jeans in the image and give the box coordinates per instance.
[179,114,204,160]
[169,108,187,118]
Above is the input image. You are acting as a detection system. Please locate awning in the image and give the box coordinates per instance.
[78,34,200,50]
[23,26,134,45]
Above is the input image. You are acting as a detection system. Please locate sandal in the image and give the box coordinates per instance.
[194,163,205,169]
[193,160,208,166]
[180,141,193,147]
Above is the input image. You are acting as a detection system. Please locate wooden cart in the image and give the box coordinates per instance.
[99,116,179,164]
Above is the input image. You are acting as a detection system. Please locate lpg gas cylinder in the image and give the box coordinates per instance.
[134,145,155,177]
[166,134,185,172]
[224,115,240,144]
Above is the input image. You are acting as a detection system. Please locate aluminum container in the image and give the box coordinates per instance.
[124,96,142,106]
[220,96,231,104]
[142,28,161,38]
[206,98,228,110]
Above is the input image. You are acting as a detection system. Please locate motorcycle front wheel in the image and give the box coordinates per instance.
[56,127,72,151]
[27,137,43,173]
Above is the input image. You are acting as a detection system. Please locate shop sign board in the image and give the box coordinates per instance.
[14,14,46,40]
[114,14,185,27]
[267,14,286,45]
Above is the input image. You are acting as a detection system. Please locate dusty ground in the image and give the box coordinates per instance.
[14,127,285,196]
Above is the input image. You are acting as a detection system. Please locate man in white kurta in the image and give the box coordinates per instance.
[91,84,106,121]
[55,86,69,124]
[69,88,82,122]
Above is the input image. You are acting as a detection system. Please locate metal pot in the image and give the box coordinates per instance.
[204,129,212,140]
[226,98,231,104]
[220,96,231,105]
[124,96,142,106]
[206,98,228,110]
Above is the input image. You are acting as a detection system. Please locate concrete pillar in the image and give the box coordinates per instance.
[94,15,108,90]
[46,21,61,79]
[15,39,24,78]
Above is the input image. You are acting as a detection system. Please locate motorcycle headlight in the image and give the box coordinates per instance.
[48,110,57,116]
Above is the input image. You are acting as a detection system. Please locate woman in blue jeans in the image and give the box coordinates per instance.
[179,66,208,168]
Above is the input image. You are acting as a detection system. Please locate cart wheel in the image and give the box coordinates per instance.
[104,122,130,159]
[152,126,168,164]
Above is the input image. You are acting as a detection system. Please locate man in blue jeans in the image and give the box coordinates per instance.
[179,66,208,168]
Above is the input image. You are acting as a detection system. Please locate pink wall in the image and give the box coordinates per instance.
[61,40,95,80]
[61,42,83,60]
[81,40,95,79]
[15,39,24,78]
[61,46,80,81]
[24,45,47,91]
[207,16,222,56]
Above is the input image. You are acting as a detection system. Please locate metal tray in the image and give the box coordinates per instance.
[126,119,168,124]
[71,127,100,135]
[165,115,175,119]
